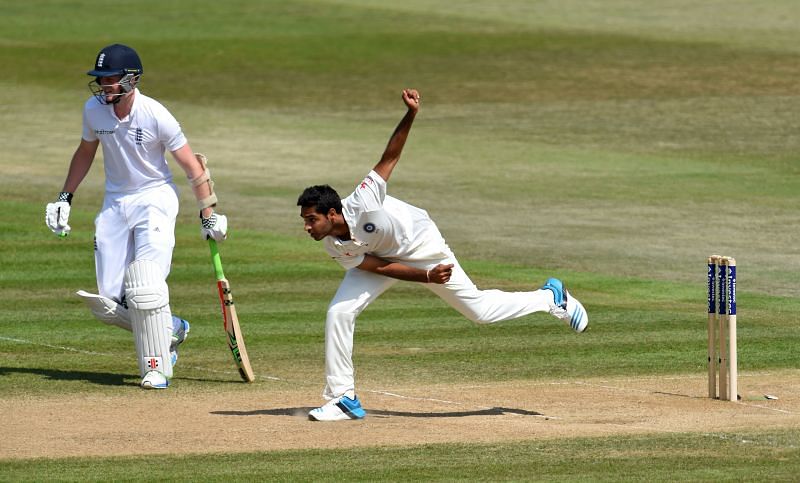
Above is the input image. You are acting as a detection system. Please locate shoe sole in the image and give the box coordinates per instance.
[141,370,169,389]
[308,397,366,421]
[567,294,589,333]
[141,382,169,389]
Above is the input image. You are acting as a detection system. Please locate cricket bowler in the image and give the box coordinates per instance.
[297,88,589,421]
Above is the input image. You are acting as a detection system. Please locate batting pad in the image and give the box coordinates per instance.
[124,260,173,378]
[76,290,132,331]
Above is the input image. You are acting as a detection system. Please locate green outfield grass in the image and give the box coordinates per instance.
[2,0,799,480]
[3,429,800,482]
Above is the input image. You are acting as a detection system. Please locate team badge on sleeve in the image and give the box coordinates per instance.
[363,223,376,233]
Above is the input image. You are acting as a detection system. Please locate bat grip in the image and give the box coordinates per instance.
[208,239,225,281]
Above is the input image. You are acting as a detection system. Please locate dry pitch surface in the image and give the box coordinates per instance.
[3,370,798,459]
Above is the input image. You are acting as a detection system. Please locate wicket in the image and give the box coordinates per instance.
[707,255,737,401]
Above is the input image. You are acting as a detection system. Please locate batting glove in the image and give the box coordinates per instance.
[200,212,228,242]
[45,192,73,237]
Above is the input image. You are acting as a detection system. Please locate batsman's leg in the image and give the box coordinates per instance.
[76,290,132,330]
[94,194,135,308]
[76,290,189,366]
[124,259,174,389]
[127,186,183,378]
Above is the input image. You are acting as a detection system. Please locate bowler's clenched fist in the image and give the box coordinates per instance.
[428,263,454,284]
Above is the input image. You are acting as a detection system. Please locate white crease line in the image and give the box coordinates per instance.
[735,402,794,414]
[182,365,283,381]
[459,376,708,390]
[572,381,796,415]
[363,389,465,406]
[0,336,111,356]
[0,336,283,381]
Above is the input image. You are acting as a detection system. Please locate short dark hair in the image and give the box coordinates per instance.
[297,185,342,214]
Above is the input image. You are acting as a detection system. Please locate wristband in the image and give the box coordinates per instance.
[57,192,73,204]
[426,269,431,283]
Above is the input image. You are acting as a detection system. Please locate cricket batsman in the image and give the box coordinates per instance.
[45,44,228,389]
[297,88,589,421]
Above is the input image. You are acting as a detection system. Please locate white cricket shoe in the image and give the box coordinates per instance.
[140,370,169,389]
[308,391,366,421]
[542,277,589,333]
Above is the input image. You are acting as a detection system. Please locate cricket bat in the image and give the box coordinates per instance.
[208,239,255,382]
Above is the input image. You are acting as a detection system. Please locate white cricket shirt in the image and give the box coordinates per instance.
[82,89,187,194]
[324,170,449,270]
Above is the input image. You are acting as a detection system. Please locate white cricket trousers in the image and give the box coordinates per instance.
[322,253,555,400]
[94,183,179,303]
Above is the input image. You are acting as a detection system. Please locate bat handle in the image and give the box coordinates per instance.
[208,239,225,281]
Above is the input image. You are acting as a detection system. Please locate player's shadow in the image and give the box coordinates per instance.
[212,407,544,418]
[370,407,544,418]
[0,366,135,386]
[0,367,232,386]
